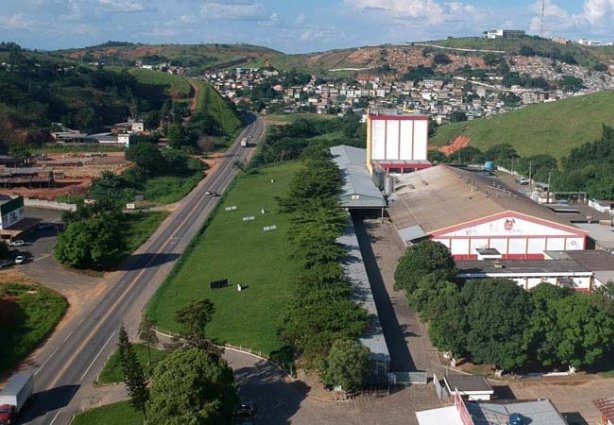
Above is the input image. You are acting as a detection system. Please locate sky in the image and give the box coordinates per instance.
[0,0,613,53]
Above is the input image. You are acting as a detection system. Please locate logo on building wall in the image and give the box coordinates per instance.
[504,218,515,231]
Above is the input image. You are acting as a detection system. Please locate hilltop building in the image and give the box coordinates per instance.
[366,108,431,174]
[484,29,526,39]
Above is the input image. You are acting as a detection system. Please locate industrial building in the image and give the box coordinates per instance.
[330,145,386,213]
[366,108,431,174]
[388,165,587,260]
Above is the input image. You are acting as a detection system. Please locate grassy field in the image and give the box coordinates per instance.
[121,212,169,257]
[147,162,302,356]
[430,90,614,161]
[127,68,192,98]
[97,344,168,384]
[71,401,143,425]
[0,283,67,375]
[265,113,338,124]
[143,171,205,205]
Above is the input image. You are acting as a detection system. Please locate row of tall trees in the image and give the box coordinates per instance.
[395,241,614,374]
[277,153,369,390]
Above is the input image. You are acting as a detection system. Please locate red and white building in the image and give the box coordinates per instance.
[366,108,432,174]
[388,165,588,261]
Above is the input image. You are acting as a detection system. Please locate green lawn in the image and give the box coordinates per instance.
[147,162,302,356]
[71,401,143,425]
[121,212,169,256]
[430,90,614,161]
[143,171,205,205]
[97,344,168,384]
[0,283,67,375]
[127,68,192,98]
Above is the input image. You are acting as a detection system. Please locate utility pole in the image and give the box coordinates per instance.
[547,170,552,204]
[528,161,533,196]
[541,0,546,38]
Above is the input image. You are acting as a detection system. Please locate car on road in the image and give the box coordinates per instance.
[9,240,25,247]
[14,255,26,265]
[515,178,530,185]
[235,402,256,418]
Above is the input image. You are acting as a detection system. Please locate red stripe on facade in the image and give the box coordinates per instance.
[369,115,429,121]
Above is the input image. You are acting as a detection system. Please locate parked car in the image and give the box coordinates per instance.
[14,256,26,265]
[235,401,256,418]
[9,240,25,247]
[0,260,11,268]
[37,223,54,230]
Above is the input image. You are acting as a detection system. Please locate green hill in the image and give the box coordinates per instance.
[430,90,614,161]
[192,81,242,137]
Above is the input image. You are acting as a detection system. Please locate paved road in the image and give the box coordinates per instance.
[19,116,265,425]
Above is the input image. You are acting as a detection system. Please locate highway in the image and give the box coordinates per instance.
[20,115,265,425]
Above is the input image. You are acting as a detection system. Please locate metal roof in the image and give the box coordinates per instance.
[456,259,593,276]
[575,223,614,250]
[388,165,585,236]
[468,399,567,425]
[330,145,386,209]
[337,218,390,363]
[594,396,614,421]
[444,375,494,393]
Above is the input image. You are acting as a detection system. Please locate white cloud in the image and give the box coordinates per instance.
[0,13,37,30]
[579,0,614,25]
[201,0,273,21]
[98,0,151,13]
[295,13,307,26]
[344,0,449,24]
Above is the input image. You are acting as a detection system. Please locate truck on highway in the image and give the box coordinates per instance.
[0,373,34,424]
[240,137,248,148]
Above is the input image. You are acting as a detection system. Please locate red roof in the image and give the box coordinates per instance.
[594,396,614,421]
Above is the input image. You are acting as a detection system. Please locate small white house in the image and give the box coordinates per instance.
[444,375,494,401]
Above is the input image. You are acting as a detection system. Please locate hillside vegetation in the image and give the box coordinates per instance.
[192,80,242,139]
[430,90,614,160]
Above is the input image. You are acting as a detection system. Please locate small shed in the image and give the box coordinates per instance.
[444,375,494,401]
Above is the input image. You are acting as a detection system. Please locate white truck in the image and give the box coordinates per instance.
[0,373,34,424]
[240,137,248,148]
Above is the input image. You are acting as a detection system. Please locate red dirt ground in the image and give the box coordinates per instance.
[439,135,471,155]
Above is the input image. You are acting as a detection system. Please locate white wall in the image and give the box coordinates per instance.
[370,118,428,162]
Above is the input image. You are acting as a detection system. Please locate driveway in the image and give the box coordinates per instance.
[353,218,445,377]
[18,208,102,297]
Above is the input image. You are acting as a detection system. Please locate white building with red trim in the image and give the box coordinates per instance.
[366,108,432,174]
[388,165,588,261]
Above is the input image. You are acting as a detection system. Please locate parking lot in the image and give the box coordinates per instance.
[6,208,103,297]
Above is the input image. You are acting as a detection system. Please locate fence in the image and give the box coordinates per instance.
[387,371,428,386]
[24,197,77,211]
[153,327,296,381]
[432,373,450,401]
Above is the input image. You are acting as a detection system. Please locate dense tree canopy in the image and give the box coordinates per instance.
[146,349,237,425]
[394,241,456,294]
[325,339,369,391]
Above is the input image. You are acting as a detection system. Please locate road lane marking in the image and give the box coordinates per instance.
[62,329,75,343]
[80,331,116,382]
[35,347,59,376]
[49,411,61,425]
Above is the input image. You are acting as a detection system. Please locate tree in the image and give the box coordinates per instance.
[432,53,451,65]
[517,154,557,182]
[449,111,468,123]
[560,75,584,92]
[553,294,614,370]
[126,143,166,176]
[139,317,159,367]
[146,348,237,425]
[428,287,466,358]
[197,136,216,158]
[175,299,216,348]
[118,325,148,415]
[593,281,614,316]
[525,283,573,367]
[394,241,456,294]
[324,339,369,391]
[519,45,535,56]
[484,144,519,169]
[409,273,458,321]
[483,53,501,66]
[462,279,532,372]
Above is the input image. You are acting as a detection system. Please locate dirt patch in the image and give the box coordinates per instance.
[189,81,200,113]
[0,151,131,201]
[439,135,471,155]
